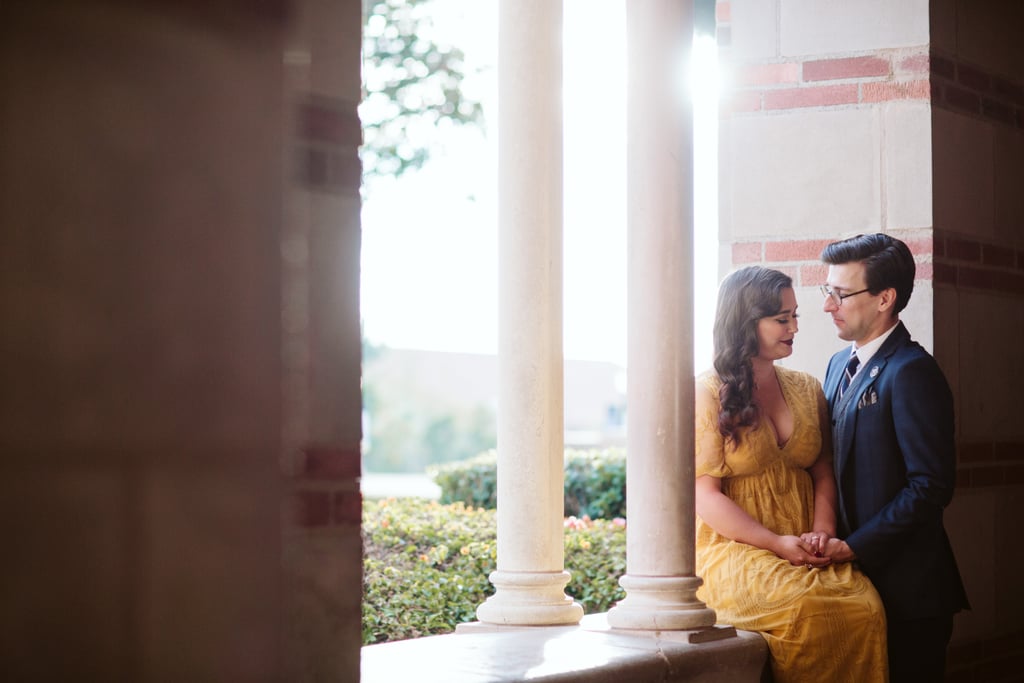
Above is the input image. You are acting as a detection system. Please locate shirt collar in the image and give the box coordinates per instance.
[850,320,899,371]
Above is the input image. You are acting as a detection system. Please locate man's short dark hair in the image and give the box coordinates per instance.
[820,233,916,313]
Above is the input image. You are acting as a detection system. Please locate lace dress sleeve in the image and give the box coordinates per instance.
[695,374,732,478]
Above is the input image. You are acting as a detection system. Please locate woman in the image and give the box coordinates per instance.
[695,266,888,683]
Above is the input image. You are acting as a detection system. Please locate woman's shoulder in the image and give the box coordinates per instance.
[695,369,722,393]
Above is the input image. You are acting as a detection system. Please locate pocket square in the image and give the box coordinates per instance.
[857,390,878,410]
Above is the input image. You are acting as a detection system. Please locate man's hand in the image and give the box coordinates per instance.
[822,537,857,563]
[774,535,832,568]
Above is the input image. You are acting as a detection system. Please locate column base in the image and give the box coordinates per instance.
[606,574,717,631]
[476,570,584,626]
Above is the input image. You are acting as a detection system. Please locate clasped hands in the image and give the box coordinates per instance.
[775,532,856,568]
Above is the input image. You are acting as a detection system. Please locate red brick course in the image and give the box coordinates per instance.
[803,56,890,82]
[958,441,994,463]
[992,76,1024,106]
[799,263,829,288]
[945,237,982,262]
[981,98,1016,125]
[930,53,956,80]
[292,490,332,527]
[721,90,762,115]
[933,262,957,284]
[721,49,1021,123]
[957,265,1024,294]
[931,53,1024,129]
[736,62,800,87]
[983,244,1016,268]
[765,239,831,262]
[861,79,930,103]
[897,54,930,74]
[941,84,981,113]
[731,239,935,289]
[763,84,859,110]
[773,265,798,280]
[301,445,361,480]
[955,441,1024,489]
[956,63,992,92]
[716,1,731,23]
[935,233,1024,294]
[994,442,1024,462]
[902,237,934,257]
[723,49,933,114]
[334,490,363,525]
[299,100,362,146]
[732,241,762,263]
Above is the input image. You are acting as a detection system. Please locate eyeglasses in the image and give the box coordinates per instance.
[819,284,870,307]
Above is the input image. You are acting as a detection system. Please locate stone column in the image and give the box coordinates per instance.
[474,0,583,627]
[606,0,717,632]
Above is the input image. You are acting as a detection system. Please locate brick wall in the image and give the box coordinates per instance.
[730,234,935,290]
[722,48,931,115]
[931,53,1024,131]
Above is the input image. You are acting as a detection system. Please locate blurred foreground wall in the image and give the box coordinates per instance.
[0,1,364,680]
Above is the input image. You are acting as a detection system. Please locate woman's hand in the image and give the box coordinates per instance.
[773,535,831,568]
[800,531,831,558]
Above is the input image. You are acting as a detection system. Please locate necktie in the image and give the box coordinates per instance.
[839,352,860,399]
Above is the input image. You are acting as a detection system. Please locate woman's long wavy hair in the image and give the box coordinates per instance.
[712,266,793,445]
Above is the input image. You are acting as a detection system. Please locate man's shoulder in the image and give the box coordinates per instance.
[881,336,951,391]
[884,332,935,365]
[879,323,931,361]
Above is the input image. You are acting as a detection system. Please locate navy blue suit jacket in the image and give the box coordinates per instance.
[824,322,969,621]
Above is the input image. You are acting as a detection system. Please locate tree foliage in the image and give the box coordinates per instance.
[360,0,485,179]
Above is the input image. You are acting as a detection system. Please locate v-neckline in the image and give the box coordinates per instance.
[762,368,794,450]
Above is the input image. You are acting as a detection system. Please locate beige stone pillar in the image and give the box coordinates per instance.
[606,0,717,631]
[474,0,583,627]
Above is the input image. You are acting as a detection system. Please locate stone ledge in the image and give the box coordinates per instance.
[362,613,768,683]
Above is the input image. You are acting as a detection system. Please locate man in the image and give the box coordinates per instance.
[818,233,969,682]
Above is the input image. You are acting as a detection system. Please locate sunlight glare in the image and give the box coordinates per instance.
[360,2,723,372]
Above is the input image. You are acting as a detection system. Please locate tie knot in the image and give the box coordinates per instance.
[846,353,860,373]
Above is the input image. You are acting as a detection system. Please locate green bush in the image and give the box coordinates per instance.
[428,448,627,519]
[363,497,626,645]
[362,498,495,644]
[428,450,498,509]
[563,514,628,612]
[563,449,626,519]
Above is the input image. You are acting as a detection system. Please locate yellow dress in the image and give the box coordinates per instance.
[695,366,888,683]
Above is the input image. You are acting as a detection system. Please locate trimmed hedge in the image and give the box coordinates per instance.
[428,451,500,509]
[362,497,626,644]
[428,448,626,519]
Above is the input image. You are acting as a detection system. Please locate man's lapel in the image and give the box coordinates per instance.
[824,355,843,406]
[832,322,909,477]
